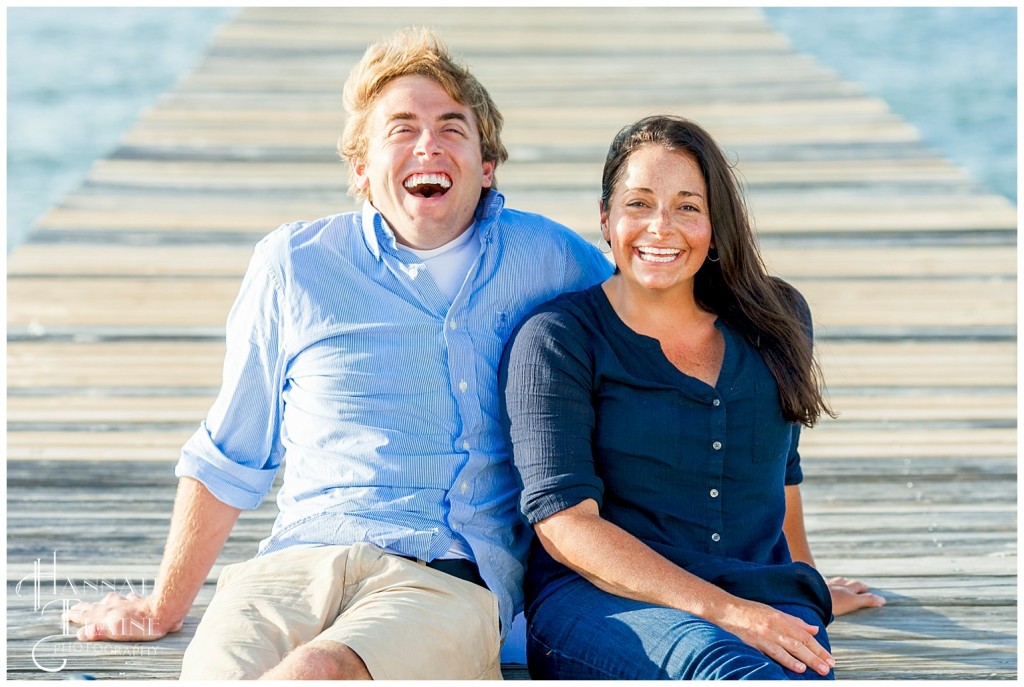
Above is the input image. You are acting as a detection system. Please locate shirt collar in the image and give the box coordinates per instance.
[360,189,505,260]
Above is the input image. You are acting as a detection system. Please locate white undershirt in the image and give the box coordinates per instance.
[406,223,480,304]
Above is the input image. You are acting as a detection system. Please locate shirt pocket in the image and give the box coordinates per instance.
[493,311,512,339]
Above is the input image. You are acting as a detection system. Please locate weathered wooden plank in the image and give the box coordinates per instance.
[209,22,791,53]
[9,389,1013,426]
[32,202,353,234]
[122,117,925,147]
[818,341,1016,388]
[136,97,896,127]
[8,276,1013,332]
[184,55,839,88]
[11,426,1013,462]
[823,390,1016,423]
[830,638,1016,681]
[9,242,1015,285]
[7,395,212,425]
[8,340,1013,390]
[7,431,194,461]
[7,342,224,390]
[763,245,1017,279]
[231,6,771,31]
[7,245,254,277]
[30,197,1017,242]
[800,427,1016,459]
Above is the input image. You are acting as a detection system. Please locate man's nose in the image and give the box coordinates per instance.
[414,129,442,157]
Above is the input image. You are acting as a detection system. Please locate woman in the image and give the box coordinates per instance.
[500,115,883,680]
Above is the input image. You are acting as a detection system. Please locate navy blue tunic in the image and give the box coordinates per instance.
[500,284,831,624]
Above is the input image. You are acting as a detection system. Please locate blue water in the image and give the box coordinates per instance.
[6,8,235,253]
[6,7,1017,254]
[764,7,1017,204]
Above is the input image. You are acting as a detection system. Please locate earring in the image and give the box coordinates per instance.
[599,237,612,254]
[707,247,720,263]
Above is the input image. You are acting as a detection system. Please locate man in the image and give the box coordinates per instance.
[66,28,612,680]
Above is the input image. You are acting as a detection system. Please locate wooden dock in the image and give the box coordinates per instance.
[7,7,1016,680]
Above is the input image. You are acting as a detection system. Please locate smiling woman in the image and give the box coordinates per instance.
[500,114,883,681]
[600,145,713,300]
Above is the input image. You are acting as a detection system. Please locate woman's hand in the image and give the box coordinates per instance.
[828,576,886,616]
[537,501,835,676]
[716,598,834,677]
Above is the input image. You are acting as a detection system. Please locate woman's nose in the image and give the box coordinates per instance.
[646,208,672,234]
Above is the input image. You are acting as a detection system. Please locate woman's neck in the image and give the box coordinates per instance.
[602,275,712,336]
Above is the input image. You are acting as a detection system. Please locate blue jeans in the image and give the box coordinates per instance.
[526,576,834,680]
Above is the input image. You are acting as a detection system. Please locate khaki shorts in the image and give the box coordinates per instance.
[180,542,502,680]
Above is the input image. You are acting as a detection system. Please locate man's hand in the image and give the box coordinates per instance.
[828,576,885,616]
[64,592,183,642]
[717,598,834,677]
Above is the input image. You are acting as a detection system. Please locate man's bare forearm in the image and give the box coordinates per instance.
[151,476,242,622]
[67,476,241,640]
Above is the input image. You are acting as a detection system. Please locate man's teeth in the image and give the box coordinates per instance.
[637,246,681,263]
[404,173,452,189]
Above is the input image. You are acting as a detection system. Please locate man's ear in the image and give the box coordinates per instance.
[353,158,370,191]
[481,160,495,189]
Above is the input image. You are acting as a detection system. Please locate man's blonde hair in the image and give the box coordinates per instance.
[339,27,508,200]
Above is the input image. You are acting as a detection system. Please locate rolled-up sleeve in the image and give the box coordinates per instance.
[501,308,604,525]
[175,243,287,509]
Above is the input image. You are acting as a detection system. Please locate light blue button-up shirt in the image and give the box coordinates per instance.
[175,190,613,634]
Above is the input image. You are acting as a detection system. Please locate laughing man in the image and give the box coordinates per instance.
[65,28,611,679]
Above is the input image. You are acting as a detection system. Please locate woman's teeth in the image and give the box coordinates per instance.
[636,246,681,263]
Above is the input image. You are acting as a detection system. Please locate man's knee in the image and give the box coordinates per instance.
[260,640,372,680]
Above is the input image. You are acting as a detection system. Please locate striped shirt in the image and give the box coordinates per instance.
[175,190,613,633]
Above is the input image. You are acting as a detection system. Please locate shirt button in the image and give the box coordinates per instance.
[462,440,471,451]
[711,532,721,542]
[710,488,719,498]
[712,441,722,450]
[712,399,721,407]
[460,481,469,493]
[449,320,458,330]
[458,380,468,393]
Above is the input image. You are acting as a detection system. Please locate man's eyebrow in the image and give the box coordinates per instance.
[385,112,417,123]
[439,112,470,124]
[384,112,469,125]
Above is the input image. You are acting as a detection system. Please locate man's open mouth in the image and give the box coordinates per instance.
[404,173,452,198]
